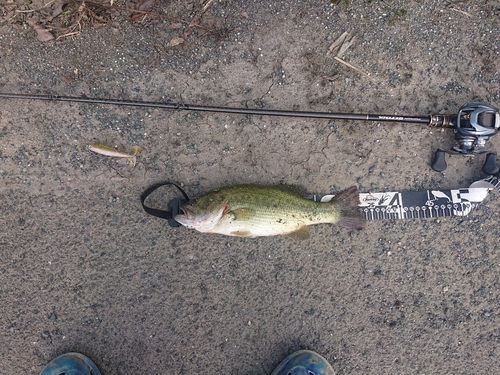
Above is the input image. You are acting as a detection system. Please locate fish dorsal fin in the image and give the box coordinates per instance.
[285,225,310,240]
[228,207,256,221]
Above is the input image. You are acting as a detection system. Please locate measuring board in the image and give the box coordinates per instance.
[310,176,498,220]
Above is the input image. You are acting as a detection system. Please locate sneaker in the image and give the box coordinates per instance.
[39,352,102,375]
[271,350,336,375]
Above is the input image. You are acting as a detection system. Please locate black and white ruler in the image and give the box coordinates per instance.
[310,176,499,220]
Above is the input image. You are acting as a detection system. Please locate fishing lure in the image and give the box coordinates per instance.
[88,143,142,167]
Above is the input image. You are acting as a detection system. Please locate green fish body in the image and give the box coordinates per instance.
[174,185,364,239]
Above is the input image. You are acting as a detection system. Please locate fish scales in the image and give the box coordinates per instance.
[174,184,364,239]
[218,188,335,221]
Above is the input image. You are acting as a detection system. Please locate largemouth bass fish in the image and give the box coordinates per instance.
[174,185,364,239]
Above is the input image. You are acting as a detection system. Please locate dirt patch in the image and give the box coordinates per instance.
[1,0,238,41]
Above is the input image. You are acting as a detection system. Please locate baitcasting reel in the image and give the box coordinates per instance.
[431,102,500,173]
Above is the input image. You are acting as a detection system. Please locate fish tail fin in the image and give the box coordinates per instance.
[332,186,365,230]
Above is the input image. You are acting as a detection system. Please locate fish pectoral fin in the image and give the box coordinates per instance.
[285,225,310,240]
[228,207,256,221]
[230,230,253,237]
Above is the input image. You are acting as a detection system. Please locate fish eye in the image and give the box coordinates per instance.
[190,199,197,206]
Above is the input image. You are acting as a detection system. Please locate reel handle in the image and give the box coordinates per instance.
[431,150,500,175]
[431,149,447,172]
[482,152,500,175]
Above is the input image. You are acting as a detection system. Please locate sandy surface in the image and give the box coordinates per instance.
[1,0,499,374]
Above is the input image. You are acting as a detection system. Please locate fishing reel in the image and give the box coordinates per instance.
[431,102,500,173]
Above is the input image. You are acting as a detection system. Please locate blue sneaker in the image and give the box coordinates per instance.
[39,352,102,375]
[271,350,336,375]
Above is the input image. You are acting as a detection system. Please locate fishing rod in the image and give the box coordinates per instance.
[1,92,498,172]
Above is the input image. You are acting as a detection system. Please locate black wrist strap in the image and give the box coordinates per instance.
[140,181,190,227]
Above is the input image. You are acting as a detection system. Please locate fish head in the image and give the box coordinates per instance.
[174,190,228,232]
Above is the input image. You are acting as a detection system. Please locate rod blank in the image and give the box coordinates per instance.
[0,92,431,124]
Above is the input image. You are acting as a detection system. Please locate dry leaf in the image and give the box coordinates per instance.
[134,0,154,11]
[51,1,66,18]
[31,23,54,42]
[327,31,348,56]
[127,0,154,21]
[167,38,184,47]
[241,11,248,19]
[170,22,184,29]
[337,35,356,57]
[188,16,200,28]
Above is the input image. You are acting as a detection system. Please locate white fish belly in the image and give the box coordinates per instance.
[210,209,318,237]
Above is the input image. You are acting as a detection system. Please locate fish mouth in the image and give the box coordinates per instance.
[178,205,194,219]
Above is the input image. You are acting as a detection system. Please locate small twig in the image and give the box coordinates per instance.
[201,0,217,13]
[444,0,473,17]
[327,31,348,55]
[328,32,376,82]
[337,35,356,57]
[448,7,472,17]
[333,56,375,82]
[56,31,81,40]
[328,32,357,57]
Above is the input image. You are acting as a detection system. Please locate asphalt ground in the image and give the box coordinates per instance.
[1,0,499,374]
